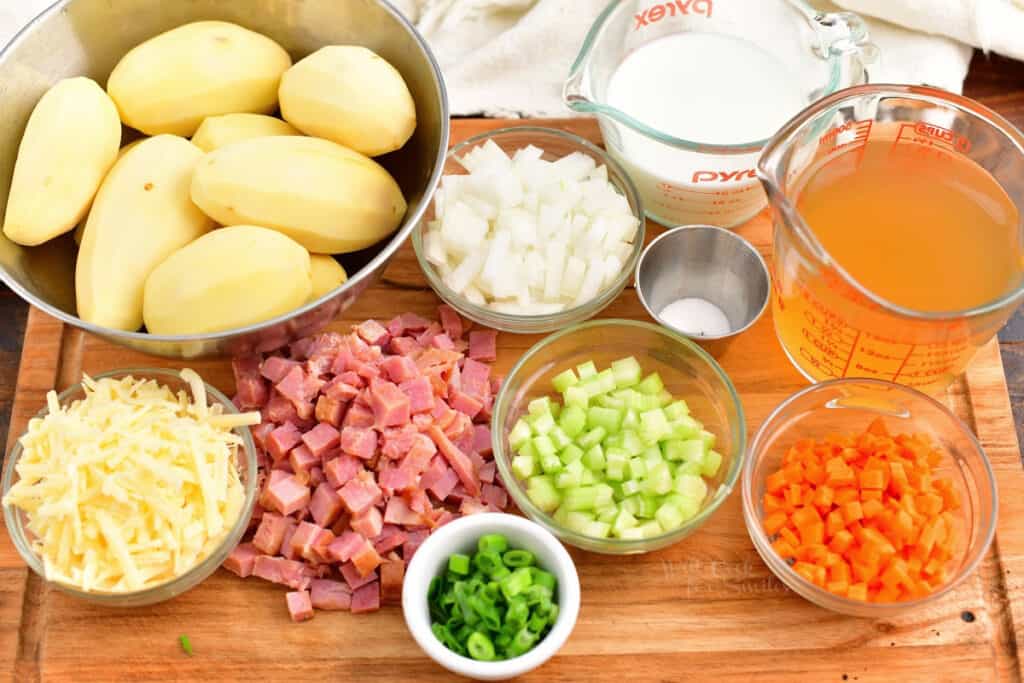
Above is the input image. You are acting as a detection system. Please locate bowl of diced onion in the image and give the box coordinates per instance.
[1,368,259,607]
[492,319,746,554]
[412,126,645,334]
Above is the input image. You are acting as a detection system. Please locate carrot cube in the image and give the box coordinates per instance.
[847,583,869,601]
[766,470,788,494]
[889,461,909,496]
[826,580,850,596]
[841,501,864,524]
[827,467,857,487]
[798,521,825,546]
[796,544,829,564]
[785,483,803,507]
[860,489,883,502]
[804,462,827,486]
[859,468,886,490]
[829,529,854,554]
[937,481,961,511]
[874,585,902,603]
[793,562,818,585]
[861,499,884,519]
[813,565,827,587]
[813,485,835,509]
[764,493,786,513]
[866,418,889,437]
[792,506,822,528]
[860,527,896,555]
[834,487,859,505]
[779,527,800,547]
[916,492,944,516]
[851,561,877,584]
[829,560,852,584]
[784,462,804,485]
[772,538,796,559]
[763,510,788,536]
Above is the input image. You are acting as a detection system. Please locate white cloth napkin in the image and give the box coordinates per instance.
[1,0,976,118]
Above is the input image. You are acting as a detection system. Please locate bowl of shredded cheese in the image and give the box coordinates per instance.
[1,367,260,606]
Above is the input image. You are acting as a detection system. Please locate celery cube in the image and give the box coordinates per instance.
[576,360,598,379]
[621,408,640,431]
[564,486,599,511]
[617,527,646,540]
[639,408,671,443]
[636,372,664,395]
[517,439,538,460]
[583,444,605,471]
[621,429,645,456]
[558,404,587,438]
[527,475,561,512]
[597,394,626,410]
[580,468,596,485]
[642,446,663,467]
[637,520,664,538]
[627,456,647,480]
[577,426,607,449]
[670,416,702,440]
[564,511,596,533]
[564,385,589,409]
[644,462,673,495]
[509,418,533,449]
[655,390,673,407]
[612,508,638,535]
[621,479,642,497]
[582,521,612,538]
[528,396,553,417]
[533,434,557,459]
[611,356,642,388]
[596,505,619,523]
[555,460,584,489]
[512,455,537,479]
[664,400,690,420]
[605,458,626,481]
[635,495,658,518]
[594,483,615,507]
[596,369,617,394]
[587,406,622,434]
[530,411,556,435]
[552,505,570,525]
[559,443,584,465]
[662,438,704,463]
[702,450,723,478]
[665,493,701,521]
[552,368,579,393]
[699,429,717,450]
[603,432,624,449]
[548,425,571,451]
[655,502,685,531]
[551,402,561,418]
[674,473,709,503]
[540,451,563,474]
[677,460,703,477]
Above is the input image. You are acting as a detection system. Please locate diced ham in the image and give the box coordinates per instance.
[450,390,483,419]
[223,542,259,578]
[468,330,498,362]
[350,582,381,614]
[266,475,311,516]
[431,333,455,350]
[369,380,411,428]
[438,304,464,341]
[264,394,300,426]
[315,396,346,427]
[324,455,362,489]
[253,556,312,590]
[308,332,346,360]
[286,590,314,622]
[275,366,309,406]
[416,347,462,372]
[340,426,378,460]
[251,422,275,451]
[378,466,415,495]
[460,359,491,399]
[473,424,493,455]
[261,356,300,383]
[351,505,384,539]
[289,521,323,560]
[356,319,389,346]
[327,531,367,564]
[381,560,405,605]
[342,403,376,429]
[310,579,352,611]
[403,530,429,563]
[266,422,302,462]
[233,356,269,409]
[380,355,419,383]
[427,425,481,496]
[393,312,432,335]
[374,525,408,554]
[289,444,319,473]
[399,377,435,414]
[306,355,332,377]
[253,513,290,555]
[482,483,508,510]
[323,376,360,403]
[289,337,315,360]
[302,423,341,458]
[416,322,443,347]
[432,509,456,528]
[309,466,326,487]
[351,540,383,577]
[479,460,497,484]
[311,528,335,563]
[341,561,379,590]
[279,519,300,560]
[384,496,424,526]
[446,363,462,396]
[399,435,437,475]
[338,473,383,514]
[431,403,458,432]
[389,336,422,356]
[426,465,459,502]
[309,482,344,528]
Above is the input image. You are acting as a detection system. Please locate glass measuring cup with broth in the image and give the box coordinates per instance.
[759,84,1024,393]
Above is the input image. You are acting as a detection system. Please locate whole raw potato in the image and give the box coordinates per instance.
[192,113,300,152]
[107,21,292,137]
[76,135,215,331]
[71,139,143,246]
[144,225,312,335]
[309,254,348,301]
[279,45,416,157]
[190,136,408,254]
[2,77,120,246]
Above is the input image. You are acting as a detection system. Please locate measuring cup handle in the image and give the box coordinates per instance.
[812,11,881,65]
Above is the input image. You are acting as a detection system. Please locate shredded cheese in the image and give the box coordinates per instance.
[2,370,260,593]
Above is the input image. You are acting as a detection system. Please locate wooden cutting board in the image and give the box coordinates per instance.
[2,119,1023,682]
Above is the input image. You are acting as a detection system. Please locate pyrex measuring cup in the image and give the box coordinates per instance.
[759,84,1024,394]
[564,0,877,228]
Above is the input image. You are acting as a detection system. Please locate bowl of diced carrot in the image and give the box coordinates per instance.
[742,379,997,616]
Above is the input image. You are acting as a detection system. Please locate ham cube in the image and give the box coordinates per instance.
[340,426,378,460]
[223,542,258,578]
[261,356,300,383]
[310,579,352,611]
[468,330,497,362]
[381,355,419,383]
[351,505,384,539]
[324,455,362,489]
[479,460,497,484]
[251,422,275,451]
[315,396,346,427]
[378,466,414,495]
[264,395,299,426]
[374,525,408,555]
[482,483,508,510]
[253,556,311,590]
[431,333,455,350]
[356,319,390,346]
[289,444,319,473]
[306,355,332,377]
[290,337,315,360]
[384,496,423,526]
[432,509,456,528]
[327,531,367,563]
[438,304,464,341]
[473,424,493,455]
[445,412,474,443]
[342,402,375,428]
[324,376,360,403]
[350,582,381,614]
[339,473,383,514]
[266,422,302,462]
[233,356,269,409]
[450,390,483,419]
[394,312,432,334]
[399,377,435,414]
[286,590,314,622]
[428,425,481,496]
[289,521,323,560]
[302,423,341,458]
[275,366,310,406]
[369,380,411,428]
[399,436,437,475]
[279,519,300,560]
[426,466,459,502]
[389,336,422,356]
[253,513,290,555]
[309,466,325,487]
[341,562,378,590]
[403,529,429,563]
[460,359,491,399]
[415,322,443,347]
[266,475,311,516]
[351,540,383,577]
[381,560,405,606]
[309,482,344,527]
[311,527,336,563]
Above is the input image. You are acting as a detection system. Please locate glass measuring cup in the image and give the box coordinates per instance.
[564,0,877,228]
[759,84,1024,394]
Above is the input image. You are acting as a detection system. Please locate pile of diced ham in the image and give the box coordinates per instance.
[222,307,508,622]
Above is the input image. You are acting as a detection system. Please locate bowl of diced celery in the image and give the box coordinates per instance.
[492,319,746,553]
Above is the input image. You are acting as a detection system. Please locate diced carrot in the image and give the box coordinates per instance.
[881,558,910,588]
[798,521,825,546]
[827,466,857,487]
[916,492,944,516]
[797,544,829,564]
[764,493,786,513]
[866,417,889,436]
[772,538,796,559]
[859,468,886,490]
[766,469,788,494]
[860,489,883,502]
[874,585,902,603]
[812,565,827,587]
[826,510,845,538]
[813,485,835,509]
[763,510,788,536]
[936,480,961,511]
[793,561,818,585]
[851,561,877,584]
[861,499,884,519]
[804,461,827,486]
[829,530,854,554]
[829,559,852,584]
[889,461,909,496]
[826,580,850,596]
[847,583,869,601]
[792,506,822,528]
[783,462,804,485]
[779,527,799,547]
[834,487,860,505]
[841,501,864,524]
[860,528,896,555]
[840,447,861,463]
[785,483,803,507]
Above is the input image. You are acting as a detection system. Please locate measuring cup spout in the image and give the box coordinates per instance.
[563,61,593,113]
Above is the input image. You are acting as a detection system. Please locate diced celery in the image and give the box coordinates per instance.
[655,390,673,407]
[670,416,702,439]
[608,481,625,501]
[587,406,622,434]
[642,446,663,468]
[559,443,584,464]
[577,426,607,449]
[583,444,605,471]
[612,508,638,535]
[603,432,624,449]
[596,505,619,523]
[540,451,563,474]
[635,372,664,395]
[662,438,704,463]
[677,460,703,477]
[610,356,642,388]
[529,411,556,435]
[604,447,629,481]
[699,429,717,450]
[527,475,561,512]
[517,439,538,460]
[594,483,614,508]
[621,408,640,431]
[664,400,690,420]
[528,396,553,417]
[512,455,537,479]
[564,385,589,409]
[580,468,596,485]
[576,360,598,379]
[548,425,571,451]
[643,462,673,495]
[552,368,579,393]
[551,402,561,418]
[555,460,584,489]
[702,450,723,478]
[636,394,663,411]
[564,486,599,511]
[596,394,625,410]
[637,520,664,538]
[664,493,701,521]
[674,473,708,503]
[509,418,533,449]
[620,429,645,456]
[595,369,617,394]
[616,389,644,410]
[558,404,587,438]
[617,527,646,540]
[621,479,642,497]
[553,505,570,525]
[533,434,557,459]
[564,511,596,533]
[655,502,685,531]
[627,456,647,480]
[636,495,658,518]
[581,521,611,538]
[639,408,671,443]
[580,376,606,399]
[619,496,639,516]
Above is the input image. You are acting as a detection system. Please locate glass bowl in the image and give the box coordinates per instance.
[412,126,645,334]
[2,368,258,607]
[742,379,998,617]
[492,319,746,553]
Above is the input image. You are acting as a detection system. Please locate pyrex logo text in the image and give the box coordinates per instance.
[635,0,713,28]
[691,169,757,183]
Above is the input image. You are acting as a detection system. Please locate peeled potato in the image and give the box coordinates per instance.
[108,21,291,136]
[144,225,312,335]
[190,136,407,254]
[192,113,300,152]
[76,135,215,331]
[72,140,144,246]
[309,254,348,300]
[279,45,416,157]
[2,77,120,246]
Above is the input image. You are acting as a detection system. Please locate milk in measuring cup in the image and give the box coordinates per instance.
[605,33,806,226]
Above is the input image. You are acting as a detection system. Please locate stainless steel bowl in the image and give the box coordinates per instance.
[0,0,449,358]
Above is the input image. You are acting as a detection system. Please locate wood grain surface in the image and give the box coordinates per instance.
[2,112,1024,682]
